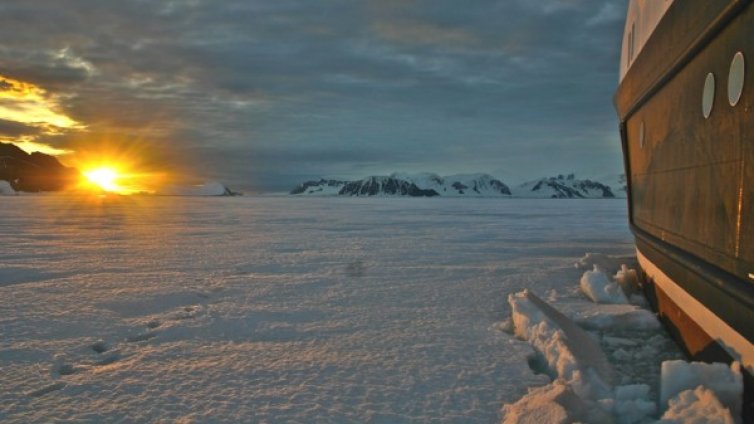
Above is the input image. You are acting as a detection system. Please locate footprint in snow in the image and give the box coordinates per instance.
[56,363,78,375]
[95,351,122,366]
[91,340,109,354]
[172,305,204,320]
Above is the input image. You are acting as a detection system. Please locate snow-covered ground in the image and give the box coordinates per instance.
[0,196,711,422]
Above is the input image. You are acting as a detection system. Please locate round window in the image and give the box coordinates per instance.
[728,52,745,106]
[702,72,715,118]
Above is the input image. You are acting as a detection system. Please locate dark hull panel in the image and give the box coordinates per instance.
[615,0,754,418]
[617,0,754,282]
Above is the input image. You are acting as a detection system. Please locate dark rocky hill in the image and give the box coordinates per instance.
[0,142,78,192]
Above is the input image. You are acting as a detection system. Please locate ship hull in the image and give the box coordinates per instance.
[615,0,754,419]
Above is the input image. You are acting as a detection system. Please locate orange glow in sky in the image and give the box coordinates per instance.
[68,135,170,195]
[77,161,162,195]
[0,74,179,194]
[0,75,81,130]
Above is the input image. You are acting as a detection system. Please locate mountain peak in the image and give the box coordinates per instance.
[291,172,625,198]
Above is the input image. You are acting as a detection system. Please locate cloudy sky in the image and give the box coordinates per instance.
[0,0,628,192]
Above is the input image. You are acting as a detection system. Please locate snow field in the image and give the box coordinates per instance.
[2,196,741,423]
[0,196,634,423]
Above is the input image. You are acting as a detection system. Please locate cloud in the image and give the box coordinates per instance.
[372,20,479,48]
[0,0,629,191]
[586,3,625,26]
[0,74,82,132]
[0,118,40,138]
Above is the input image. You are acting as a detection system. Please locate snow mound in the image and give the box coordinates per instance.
[660,360,743,423]
[0,180,16,195]
[580,265,628,304]
[660,386,735,424]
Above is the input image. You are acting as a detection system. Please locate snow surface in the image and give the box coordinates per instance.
[155,181,231,196]
[0,196,690,423]
[4,196,740,423]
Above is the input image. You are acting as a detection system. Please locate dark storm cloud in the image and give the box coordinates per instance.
[0,0,628,191]
[0,119,41,138]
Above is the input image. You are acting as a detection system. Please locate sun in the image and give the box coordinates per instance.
[83,167,122,193]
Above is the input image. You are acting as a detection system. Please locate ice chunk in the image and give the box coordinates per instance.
[501,383,589,424]
[660,360,743,423]
[660,386,735,424]
[508,290,614,395]
[614,264,640,297]
[575,306,660,331]
[575,253,624,274]
[580,265,628,304]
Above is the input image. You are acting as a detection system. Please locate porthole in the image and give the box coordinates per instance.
[702,72,715,119]
[728,52,745,106]
[639,121,645,149]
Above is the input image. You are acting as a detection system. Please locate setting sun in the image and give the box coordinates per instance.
[83,167,122,192]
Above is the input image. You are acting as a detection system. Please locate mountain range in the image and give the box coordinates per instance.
[291,173,625,199]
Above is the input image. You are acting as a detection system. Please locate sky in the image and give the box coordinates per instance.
[0,0,628,193]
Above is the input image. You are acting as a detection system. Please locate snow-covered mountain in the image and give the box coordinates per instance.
[600,174,627,197]
[512,174,617,199]
[291,172,623,198]
[290,179,348,196]
[290,173,511,197]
